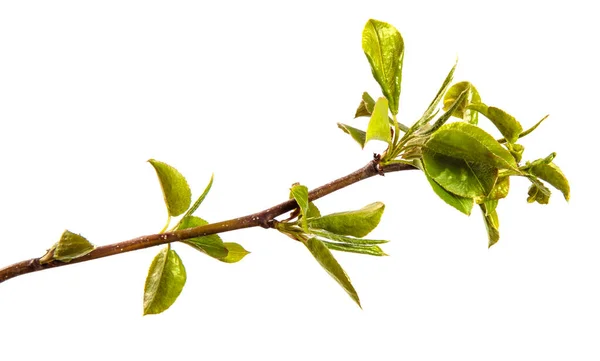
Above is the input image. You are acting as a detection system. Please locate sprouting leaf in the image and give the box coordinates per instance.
[479,203,500,248]
[41,230,95,263]
[148,159,192,217]
[530,162,570,201]
[322,241,387,257]
[419,61,457,124]
[354,92,376,118]
[307,202,321,218]
[507,143,525,163]
[498,114,549,144]
[304,237,361,307]
[337,123,366,148]
[310,228,388,245]
[218,243,250,263]
[470,105,523,144]
[177,173,214,225]
[425,173,473,215]
[423,150,498,198]
[143,245,186,315]
[423,88,468,135]
[362,19,404,115]
[290,183,309,230]
[178,216,228,259]
[308,202,385,238]
[365,97,392,146]
[527,178,552,204]
[443,81,481,124]
[424,122,518,170]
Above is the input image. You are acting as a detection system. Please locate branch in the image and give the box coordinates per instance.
[0,160,415,284]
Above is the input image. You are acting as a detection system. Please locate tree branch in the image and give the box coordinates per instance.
[0,160,415,284]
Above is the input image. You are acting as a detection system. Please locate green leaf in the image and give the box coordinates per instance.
[479,203,500,248]
[290,183,309,230]
[308,202,385,238]
[310,228,388,245]
[304,237,361,307]
[143,245,187,315]
[487,176,510,201]
[41,230,95,263]
[507,143,524,163]
[322,241,387,257]
[307,202,321,218]
[148,159,192,217]
[419,61,457,124]
[423,88,468,135]
[424,122,518,170]
[365,97,391,146]
[443,81,481,124]
[337,123,366,148]
[425,174,473,215]
[218,242,250,263]
[530,162,570,201]
[362,19,404,115]
[470,105,523,144]
[354,92,376,118]
[423,150,498,198]
[178,216,228,259]
[497,114,549,144]
[527,178,551,204]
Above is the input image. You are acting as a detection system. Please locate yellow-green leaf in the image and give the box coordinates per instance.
[290,183,309,230]
[178,216,228,259]
[308,202,385,238]
[337,123,366,148]
[443,81,481,124]
[43,230,95,263]
[218,242,250,263]
[354,92,376,118]
[322,241,387,257]
[425,174,474,215]
[365,97,391,146]
[530,162,570,201]
[143,246,186,315]
[362,19,404,115]
[479,203,500,248]
[305,237,360,307]
[148,159,192,217]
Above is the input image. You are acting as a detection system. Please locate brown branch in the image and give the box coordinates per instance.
[0,160,415,284]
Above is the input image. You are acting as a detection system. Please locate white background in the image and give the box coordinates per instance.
[0,1,597,360]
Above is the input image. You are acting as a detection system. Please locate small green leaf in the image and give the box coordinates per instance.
[308,202,385,238]
[425,122,518,170]
[443,81,481,124]
[530,162,570,201]
[143,245,187,315]
[362,19,404,115]
[419,61,457,124]
[290,183,309,230]
[322,241,387,257]
[307,202,321,218]
[178,216,228,259]
[43,230,95,263]
[148,159,192,217]
[365,97,391,146]
[487,176,510,201]
[176,173,214,227]
[354,92,376,118]
[425,174,473,215]
[479,203,500,248]
[507,143,525,163]
[527,178,551,204]
[470,105,523,144]
[310,228,388,245]
[218,242,250,263]
[423,88,468,135]
[423,150,498,198]
[305,237,361,307]
[337,123,366,148]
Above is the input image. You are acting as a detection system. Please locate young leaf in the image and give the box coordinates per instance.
[424,122,518,170]
[306,202,321,218]
[178,173,214,224]
[322,241,387,257]
[487,176,510,201]
[425,174,474,215]
[419,61,457,124]
[354,92,376,118]
[527,179,551,204]
[290,183,309,230]
[337,123,366,148]
[423,150,498,198]
[41,230,95,263]
[148,159,192,217]
[472,106,523,144]
[365,97,392,146]
[178,216,228,259]
[479,203,500,248]
[308,202,385,238]
[422,88,468,135]
[443,81,481,124]
[304,237,361,307]
[362,19,404,115]
[218,242,250,263]
[530,162,570,201]
[507,143,525,163]
[143,245,187,315]
[310,228,389,245]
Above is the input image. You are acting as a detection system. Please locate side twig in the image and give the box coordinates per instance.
[0,160,415,284]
